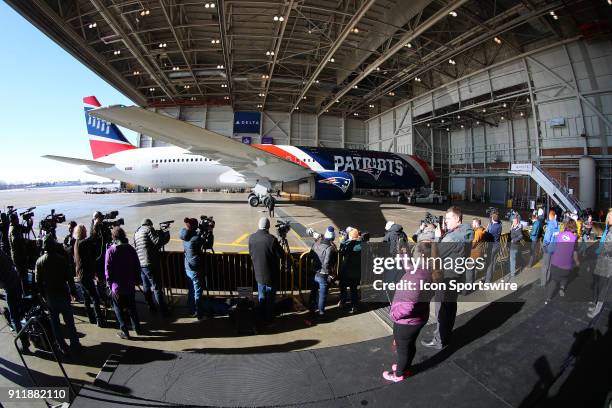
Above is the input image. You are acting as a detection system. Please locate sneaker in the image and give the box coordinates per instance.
[559,287,565,297]
[420,339,443,350]
[116,331,130,340]
[348,307,356,314]
[392,363,397,372]
[382,370,410,382]
[587,302,603,319]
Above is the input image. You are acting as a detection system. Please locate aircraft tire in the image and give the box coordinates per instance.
[248,196,260,207]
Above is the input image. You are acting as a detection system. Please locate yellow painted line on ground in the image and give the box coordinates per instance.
[231,233,249,245]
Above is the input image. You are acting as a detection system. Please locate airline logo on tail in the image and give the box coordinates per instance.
[84,96,136,159]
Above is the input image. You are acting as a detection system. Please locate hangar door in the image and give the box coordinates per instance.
[450,177,466,199]
[489,179,507,205]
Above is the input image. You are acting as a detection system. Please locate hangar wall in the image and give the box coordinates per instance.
[365,38,612,209]
[139,108,366,149]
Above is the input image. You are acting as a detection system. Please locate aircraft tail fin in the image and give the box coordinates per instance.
[83,96,136,159]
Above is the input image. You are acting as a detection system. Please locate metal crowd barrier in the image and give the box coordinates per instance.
[158,231,549,306]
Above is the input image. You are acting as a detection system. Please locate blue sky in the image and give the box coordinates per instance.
[0,2,138,183]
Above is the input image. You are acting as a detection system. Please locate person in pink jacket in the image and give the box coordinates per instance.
[383,241,434,382]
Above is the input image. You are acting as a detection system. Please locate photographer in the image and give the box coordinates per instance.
[74,224,105,327]
[105,227,142,339]
[180,218,205,320]
[35,234,82,354]
[0,248,30,352]
[421,206,473,350]
[63,221,78,275]
[484,212,503,283]
[383,221,408,257]
[8,213,28,293]
[248,217,285,324]
[309,226,337,319]
[338,228,362,314]
[134,219,170,316]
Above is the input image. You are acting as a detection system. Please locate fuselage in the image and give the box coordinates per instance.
[84,145,434,191]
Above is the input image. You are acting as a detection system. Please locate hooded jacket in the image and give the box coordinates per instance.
[105,242,140,295]
[311,239,337,275]
[179,228,203,272]
[390,266,433,325]
[382,224,408,256]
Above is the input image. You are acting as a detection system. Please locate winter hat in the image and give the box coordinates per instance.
[258,217,270,230]
[324,226,335,240]
[385,221,395,231]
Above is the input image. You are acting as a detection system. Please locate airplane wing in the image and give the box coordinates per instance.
[89,106,314,182]
[42,155,115,168]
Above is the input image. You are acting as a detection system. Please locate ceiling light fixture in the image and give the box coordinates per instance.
[88,22,97,29]
[140,9,150,16]
[449,10,457,17]
[494,37,502,45]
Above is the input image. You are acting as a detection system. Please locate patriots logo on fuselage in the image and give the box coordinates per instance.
[318,177,351,193]
[359,167,383,180]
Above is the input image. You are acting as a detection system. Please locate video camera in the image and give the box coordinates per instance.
[159,220,174,231]
[198,215,215,251]
[420,212,438,226]
[20,207,36,223]
[101,210,124,227]
[39,209,66,236]
[486,207,499,216]
[275,220,291,239]
[94,210,124,244]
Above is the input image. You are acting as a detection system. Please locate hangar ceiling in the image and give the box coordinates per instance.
[7,0,609,117]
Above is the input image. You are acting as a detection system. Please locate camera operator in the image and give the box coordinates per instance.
[309,226,337,320]
[63,221,78,274]
[105,227,142,340]
[8,213,29,293]
[180,218,205,320]
[421,206,473,350]
[74,224,106,327]
[383,221,408,257]
[0,248,31,353]
[35,234,82,355]
[484,212,503,284]
[134,219,170,316]
[338,228,362,314]
[248,217,285,324]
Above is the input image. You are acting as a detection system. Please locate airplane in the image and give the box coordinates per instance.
[43,96,436,207]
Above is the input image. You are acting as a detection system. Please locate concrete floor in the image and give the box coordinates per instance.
[0,186,521,407]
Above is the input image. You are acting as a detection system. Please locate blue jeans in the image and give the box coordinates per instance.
[141,265,167,313]
[339,277,359,307]
[509,246,519,277]
[185,268,204,318]
[46,294,80,348]
[309,273,329,315]
[111,292,140,335]
[257,283,276,322]
[5,285,29,347]
[78,277,103,322]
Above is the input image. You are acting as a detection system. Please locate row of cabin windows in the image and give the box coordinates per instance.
[151,158,212,163]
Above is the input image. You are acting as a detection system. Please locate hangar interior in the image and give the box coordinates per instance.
[8,0,612,210]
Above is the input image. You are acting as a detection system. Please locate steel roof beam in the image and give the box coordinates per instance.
[89,0,176,100]
[217,0,234,107]
[158,0,205,96]
[290,0,377,113]
[261,0,295,110]
[317,0,470,116]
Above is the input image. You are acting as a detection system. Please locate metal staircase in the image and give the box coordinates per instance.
[509,162,581,213]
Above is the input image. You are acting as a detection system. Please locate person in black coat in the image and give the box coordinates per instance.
[248,217,285,323]
[0,249,30,352]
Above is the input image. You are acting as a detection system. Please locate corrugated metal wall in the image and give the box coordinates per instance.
[139,109,366,149]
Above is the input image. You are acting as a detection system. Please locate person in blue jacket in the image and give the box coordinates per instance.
[180,218,205,320]
[540,210,559,287]
[528,213,542,267]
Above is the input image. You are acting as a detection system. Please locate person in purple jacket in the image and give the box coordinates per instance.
[383,240,434,382]
[545,219,579,304]
[105,227,142,339]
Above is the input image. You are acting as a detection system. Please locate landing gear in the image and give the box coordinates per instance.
[248,194,260,207]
